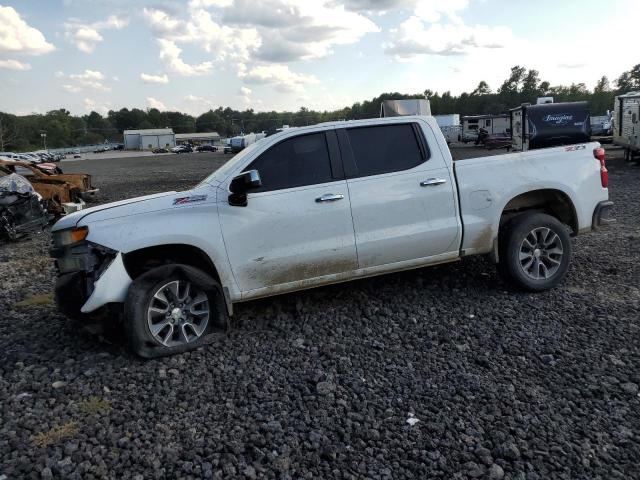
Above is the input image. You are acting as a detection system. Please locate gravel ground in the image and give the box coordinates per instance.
[1,148,639,479]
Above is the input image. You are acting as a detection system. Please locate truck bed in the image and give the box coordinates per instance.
[450,145,511,161]
[451,141,608,256]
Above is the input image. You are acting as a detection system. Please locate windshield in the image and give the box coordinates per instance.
[199,141,262,185]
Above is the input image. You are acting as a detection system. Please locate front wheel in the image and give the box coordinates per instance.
[124,264,228,358]
[497,213,572,291]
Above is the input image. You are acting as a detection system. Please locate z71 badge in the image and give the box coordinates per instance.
[173,194,208,205]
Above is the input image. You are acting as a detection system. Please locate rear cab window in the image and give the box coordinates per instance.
[341,123,429,178]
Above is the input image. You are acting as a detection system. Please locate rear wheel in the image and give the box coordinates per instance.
[124,264,227,358]
[497,213,572,291]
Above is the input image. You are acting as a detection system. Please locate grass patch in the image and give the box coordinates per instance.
[15,293,54,308]
[79,396,111,415]
[32,422,78,447]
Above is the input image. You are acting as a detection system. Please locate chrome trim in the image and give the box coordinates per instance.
[315,193,344,203]
[420,178,447,187]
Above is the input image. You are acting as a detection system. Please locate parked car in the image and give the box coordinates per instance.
[196,145,218,152]
[152,148,170,154]
[171,145,193,154]
[0,169,50,241]
[484,133,512,150]
[51,116,614,357]
[223,145,233,154]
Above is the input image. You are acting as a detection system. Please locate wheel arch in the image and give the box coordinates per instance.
[499,188,578,234]
[122,243,234,315]
[489,188,578,264]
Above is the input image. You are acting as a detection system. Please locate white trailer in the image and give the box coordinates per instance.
[460,115,509,143]
[434,114,461,143]
[613,91,640,161]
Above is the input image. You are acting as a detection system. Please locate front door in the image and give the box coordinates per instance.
[218,131,357,293]
[337,121,461,269]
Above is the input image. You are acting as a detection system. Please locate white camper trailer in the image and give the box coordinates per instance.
[613,91,640,161]
[434,114,461,143]
[460,114,509,143]
[380,99,431,117]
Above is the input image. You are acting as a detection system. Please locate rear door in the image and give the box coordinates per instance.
[338,121,461,269]
[218,130,357,293]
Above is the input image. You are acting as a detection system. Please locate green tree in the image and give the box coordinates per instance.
[616,64,640,92]
[471,81,491,96]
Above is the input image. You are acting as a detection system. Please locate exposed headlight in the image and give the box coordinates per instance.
[56,256,87,274]
[52,226,89,248]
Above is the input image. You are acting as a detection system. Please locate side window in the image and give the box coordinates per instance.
[247,132,333,192]
[485,119,491,127]
[346,124,428,178]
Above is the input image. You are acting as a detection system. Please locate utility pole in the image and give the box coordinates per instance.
[41,132,47,151]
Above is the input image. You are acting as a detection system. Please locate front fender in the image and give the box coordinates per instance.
[80,202,240,303]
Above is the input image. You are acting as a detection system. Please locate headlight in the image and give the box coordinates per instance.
[56,256,87,273]
[52,226,89,248]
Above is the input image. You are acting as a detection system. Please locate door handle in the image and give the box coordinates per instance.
[316,193,344,203]
[420,178,447,187]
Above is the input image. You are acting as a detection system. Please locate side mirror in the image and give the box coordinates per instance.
[228,169,261,207]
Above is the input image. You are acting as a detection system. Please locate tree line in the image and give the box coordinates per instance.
[1,64,639,152]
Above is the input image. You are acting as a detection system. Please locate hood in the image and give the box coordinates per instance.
[52,190,180,231]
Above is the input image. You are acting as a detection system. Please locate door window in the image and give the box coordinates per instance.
[345,123,428,178]
[247,132,333,192]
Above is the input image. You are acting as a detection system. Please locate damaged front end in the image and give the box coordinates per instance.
[0,172,50,241]
[50,227,123,317]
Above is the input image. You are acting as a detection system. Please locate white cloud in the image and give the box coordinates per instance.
[190,0,234,8]
[54,70,65,78]
[182,94,219,114]
[239,86,252,104]
[0,5,55,55]
[413,0,469,23]
[223,0,379,61]
[64,15,128,53]
[60,69,110,92]
[385,15,512,58]
[240,64,318,92]
[142,0,378,87]
[84,97,110,114]
[62,84,82,93]
[0,59,31,70]
[147,97,166,110]
[157,39,213,76]
[140,73,170,84]
[143,6,261,69]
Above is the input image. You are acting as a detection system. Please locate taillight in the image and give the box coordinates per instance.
[594,147,608,188]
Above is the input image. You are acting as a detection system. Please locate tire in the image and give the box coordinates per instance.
[124,264,228,358]
[497,213,572,292]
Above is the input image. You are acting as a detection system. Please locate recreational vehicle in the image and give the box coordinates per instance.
[510,102,590,151]
[460,114,509,143]
[613,91,640,160]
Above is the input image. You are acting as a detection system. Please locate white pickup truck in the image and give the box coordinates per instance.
[50,116,614,357]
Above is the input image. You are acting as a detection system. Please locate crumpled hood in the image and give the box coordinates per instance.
[52,185,214,231]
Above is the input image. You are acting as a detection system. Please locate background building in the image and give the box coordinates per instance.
[175,132,221,146]
[123,128,175,150]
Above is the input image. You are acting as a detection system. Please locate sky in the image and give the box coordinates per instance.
[0,0,638,116]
